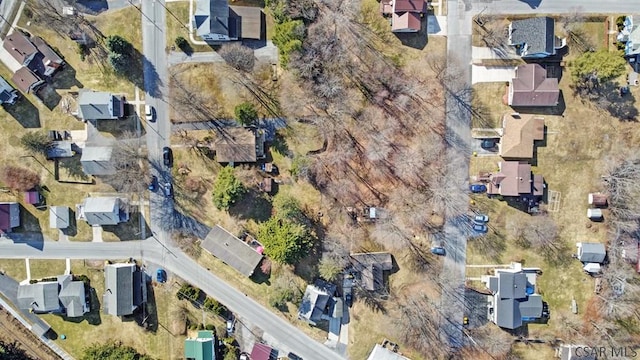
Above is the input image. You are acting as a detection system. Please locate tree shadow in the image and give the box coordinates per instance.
[52,63,84,90]
[102,212,150,241]
[57,155,91,183]
[3,96,41,128]
[393,16,429,50]
[140,51,163,99]
[228,189,272,222]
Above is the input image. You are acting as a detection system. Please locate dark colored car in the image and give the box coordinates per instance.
[345,293,353,307]
[481,139,496,149]
[288,353,303,360]
[156,268,166,283]
[164,182,173,197]
[430,247,446,256]
[472,223,488,233]
[470,184,487,193]
[148,175,158,191]
[163,147,173,167]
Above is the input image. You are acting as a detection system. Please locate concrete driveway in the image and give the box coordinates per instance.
[0,38,23,73]
[471,65,516,84]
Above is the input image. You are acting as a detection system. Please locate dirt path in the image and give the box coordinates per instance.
[0,306,61,360]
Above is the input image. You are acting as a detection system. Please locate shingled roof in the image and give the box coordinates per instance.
[201,225,263,276]
[509,17,556,58]
[509,64,559,107]
[500,113,545,159]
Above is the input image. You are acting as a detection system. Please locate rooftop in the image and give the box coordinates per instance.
[509,64,559,107]
[500,113,545,159]
[201,225,263,277]
[509,17,555,57]
[214,127,258,163]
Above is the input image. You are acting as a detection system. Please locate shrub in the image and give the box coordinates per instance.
[219,43,255,72]
[272,20,305,67]
[234,102,258,126]
[257,217,314,264]
[212,166,246,210]
[105,35,132,55]
[175,36,188,50]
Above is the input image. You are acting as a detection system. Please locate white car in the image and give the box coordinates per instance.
[145,105,155,122]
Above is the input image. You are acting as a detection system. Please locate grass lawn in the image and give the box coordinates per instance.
[166,2,214,53]
[471,83,511,129]
[0,260,28,280]
[39,260,186,359]
[28,259,67,280]
[467,67,640,341]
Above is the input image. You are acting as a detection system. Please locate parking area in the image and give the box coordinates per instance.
[471,137,500,156]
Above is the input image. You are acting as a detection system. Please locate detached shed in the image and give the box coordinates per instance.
[49,206,70,229]
[587,208,603,220]
[588,193,608,207]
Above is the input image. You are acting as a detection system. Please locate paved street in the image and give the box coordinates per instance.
[0,239,344,360]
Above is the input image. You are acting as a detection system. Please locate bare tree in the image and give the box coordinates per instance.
[102,134,149,193]
[395,293,448,357]
[0,165,40,191]
[218,43,256,73]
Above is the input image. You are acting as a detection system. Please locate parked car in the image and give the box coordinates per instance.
[163,147,173,167]
[288,353,303,360]
[344,293,353,307]
[430,247,446,256]
[148,175,158,191]
[480,139,496,149]
[469,184,487,193]
[156,268,166,283]
[472,223,488,233]
[145,105,155,122]
[473,214,489,223]
[164,182,173,197]
[226,319,235,336]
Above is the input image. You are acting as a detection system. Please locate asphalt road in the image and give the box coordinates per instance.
[0,239,344,360]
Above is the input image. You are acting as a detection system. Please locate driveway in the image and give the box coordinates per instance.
[0,36,23,73]
[471,65,516,84]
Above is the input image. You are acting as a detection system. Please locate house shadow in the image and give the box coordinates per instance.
[250,259,271,285]
[62,209,79,237]
[52,64,83,91]
[511,91,566,116]
[139,283,159,332]
[393,16,428,50]
[464,288,490,329]
[57,156,92,183]
[38,86,62,110]
[518,0,542,9]
[102,212,150,241]
[4,96,41,128]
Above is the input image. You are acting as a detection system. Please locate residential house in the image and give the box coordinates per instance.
[576,242,606,275]
[0,76,18,105]
[250,343,276,360]
[482,262,549,330]
[556,345,597,360]
[499,113,545,159]
[380,0,426,33]
[486,161,544,198]
[77,197,129,226]
[80,146,115,175]
[201,225,263,277]
[350,252,393,291]
[508,64,559,107]
[12,66,45,94]
[103,262,146,317]
[214,127,265,164]
[298,279,341,326]
[367,341,411,360]
[0,202,20,232]
[618,16,640,57]
[17,274,88,317]
[49,206,70,229]
[184,330,216,360]
[193,0,238,42]
[77,90,125,120]
[508,17,558,58]
[3,30,39,66]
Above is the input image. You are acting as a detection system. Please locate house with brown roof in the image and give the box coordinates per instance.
[487,161,544,197]
[381,0,426,33]
[3,31,38,66]
[499,113,545,159]
[12,67,45,94]
[508,64,559,107]
[350,252,393,291]
[214,127,265,164]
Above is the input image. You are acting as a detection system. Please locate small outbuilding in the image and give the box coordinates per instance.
[49,206,70,229]
[576,242,606,264]
[588,193,608,207]
[587,208,603,220]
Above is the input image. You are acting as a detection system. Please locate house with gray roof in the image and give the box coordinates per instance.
[80,146,115,175]
[201,225,263,277]
[77,197,129,226]
[482,262,548,330]
[0,202,20,232]
[298,279,340,326]
[77,90,124,120]
[367,341,411,360]
[508,17,558,59]
[576,242,606,263]
[16,275,88,317]
[49,206,70,229]
[193,0,238,42]
[350,252,393,291]
[0,76,18,105]
[103,262,146,317]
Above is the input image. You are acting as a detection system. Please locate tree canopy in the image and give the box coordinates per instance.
[272,20,305,67]
[212,166,246,210]
[0,165,40,191]
[258,217,314,264]
[234,102,258,126]
[81,342,154,360]
[105,35,133,55]
[571,50,627,84]
[272,193,304,221]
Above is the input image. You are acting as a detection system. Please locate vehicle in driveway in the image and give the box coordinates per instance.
[156,268,166,283]
[163,147,173,167]
[472,223,488,233]
[164,182,173,197]
[145,105,155,122]
[481,139,496,149]
[148,175,158,191]
[473,214,489,223]
[430,247,446,256]
[470,184,487,193]
[344,293,353,307]
[226,318,235,336]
